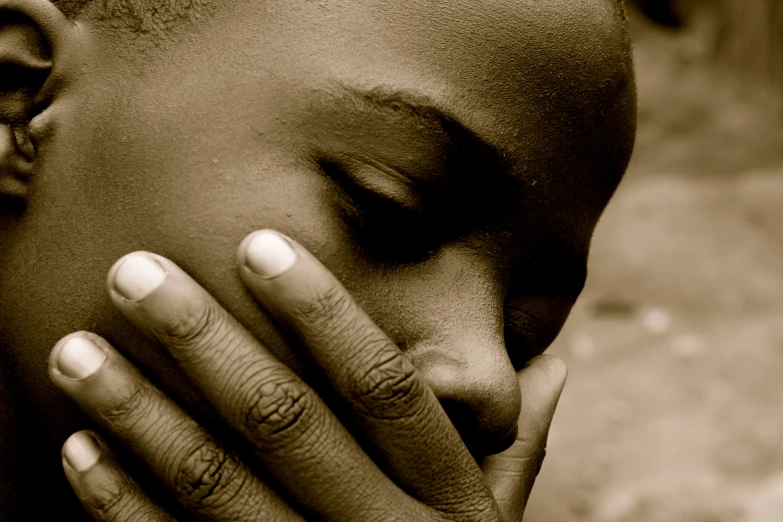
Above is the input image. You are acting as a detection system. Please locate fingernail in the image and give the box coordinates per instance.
[245,231,298,278]
[57,337,107,380]
[63,432,102,473]
[113,254,166,301]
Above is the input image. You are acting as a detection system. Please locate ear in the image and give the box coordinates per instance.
[1,0,77,202]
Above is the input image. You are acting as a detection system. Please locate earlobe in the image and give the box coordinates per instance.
[0,0,77,202]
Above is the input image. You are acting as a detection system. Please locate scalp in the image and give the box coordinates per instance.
[432,0,637,208]
[51,0,217,36]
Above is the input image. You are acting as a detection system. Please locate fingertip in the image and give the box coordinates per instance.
[236,230,259,266]
[515,354,568,428]
[62,430,103,474]
[237,229,278,265]
[525,354,568,390]
[483,355,567,518]
[107,251,171,303]
[60,431,169,520]
[49,332,111,382]
[238,229,299,279]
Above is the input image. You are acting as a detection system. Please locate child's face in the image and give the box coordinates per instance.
[1,0,635,458]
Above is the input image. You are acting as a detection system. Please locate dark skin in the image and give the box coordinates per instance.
[0,0,636,518]
[49,233,568,520]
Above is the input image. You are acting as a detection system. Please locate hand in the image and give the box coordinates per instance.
[49,230,566,521]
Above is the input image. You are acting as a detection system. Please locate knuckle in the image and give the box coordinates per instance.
[156,296,218,349]
[80,473,137,521]
[155,297,239,366]
[290,283,353,331]
[172,439,244,511]
[99,383,158,432]
[349,351,423,419]
[242,372,315,448]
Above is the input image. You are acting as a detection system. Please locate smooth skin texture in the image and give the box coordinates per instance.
[50,231,567,520]
[0,0,636,517]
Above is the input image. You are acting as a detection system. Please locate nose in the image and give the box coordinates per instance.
[409,330,522,458]
[351,247,523,459]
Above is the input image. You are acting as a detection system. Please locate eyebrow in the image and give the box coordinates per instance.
[317,84,589,294]
[323,83,517,194]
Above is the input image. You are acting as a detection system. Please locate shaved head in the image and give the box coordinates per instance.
[1,0,635,516]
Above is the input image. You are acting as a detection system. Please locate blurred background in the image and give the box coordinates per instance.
[526,2,783,521]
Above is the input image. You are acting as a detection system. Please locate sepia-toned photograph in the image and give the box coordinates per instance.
[1,1,781,520]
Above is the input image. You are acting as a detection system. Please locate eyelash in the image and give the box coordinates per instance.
[318,159,439,264]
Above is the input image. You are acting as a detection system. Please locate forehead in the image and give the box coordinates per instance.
[213,0,630,132]
[191,0,633,196]
[91,0,633,247]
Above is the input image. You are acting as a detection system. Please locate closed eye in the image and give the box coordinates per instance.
[316,157,440,264]
[332,153,423,210]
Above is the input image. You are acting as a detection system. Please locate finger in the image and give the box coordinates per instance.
[62,430,174,522]
[49,332,298,522]
[105,253,420,521]
[480,354,567,521]
[237,230,497,516]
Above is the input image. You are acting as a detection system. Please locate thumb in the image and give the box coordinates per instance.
[480,354,567,521]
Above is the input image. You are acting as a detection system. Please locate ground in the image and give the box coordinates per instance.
[525,12,783,522]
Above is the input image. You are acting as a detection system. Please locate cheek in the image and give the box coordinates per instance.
[0,104,370,441]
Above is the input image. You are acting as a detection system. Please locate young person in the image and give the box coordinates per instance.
[0,0,636,518]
